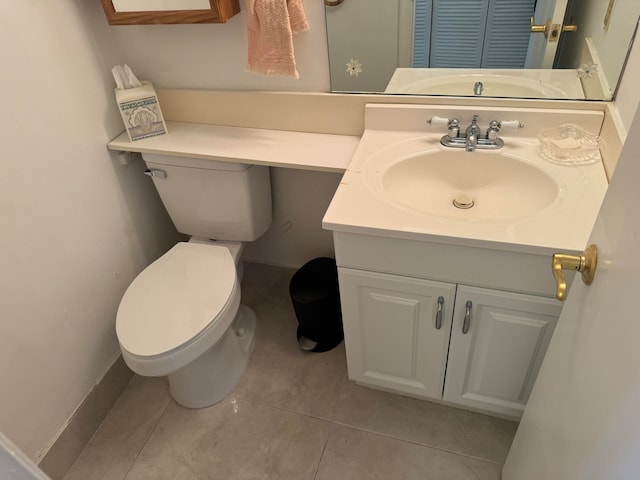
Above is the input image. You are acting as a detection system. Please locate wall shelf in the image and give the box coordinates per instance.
[107,122,360,173]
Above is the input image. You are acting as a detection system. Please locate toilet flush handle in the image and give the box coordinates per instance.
[144,168,167,179]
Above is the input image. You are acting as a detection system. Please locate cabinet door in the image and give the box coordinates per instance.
[338,268,456,399]
[444,286,562,418]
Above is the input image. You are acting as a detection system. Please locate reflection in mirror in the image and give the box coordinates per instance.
[325,0,640,100]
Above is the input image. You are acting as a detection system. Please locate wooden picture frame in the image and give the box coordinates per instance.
[100,0,241,25]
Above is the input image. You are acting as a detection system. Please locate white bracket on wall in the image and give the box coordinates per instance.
[116,151,142,166]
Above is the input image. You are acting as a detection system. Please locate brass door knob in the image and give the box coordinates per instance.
[530,16,571,42]
[551,244,597,301]
[530,16,549,34]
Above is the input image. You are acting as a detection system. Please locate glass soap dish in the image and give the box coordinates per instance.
[538,124,602,165]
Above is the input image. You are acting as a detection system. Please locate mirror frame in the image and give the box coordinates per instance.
[99,0,240,25]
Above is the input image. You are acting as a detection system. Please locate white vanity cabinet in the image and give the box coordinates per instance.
[332,232,567,419]
[338,268,456,399]
[444,286,561,418]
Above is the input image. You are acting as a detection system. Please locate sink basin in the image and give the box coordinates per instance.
[323,104,608,254]
[371,150,560,220]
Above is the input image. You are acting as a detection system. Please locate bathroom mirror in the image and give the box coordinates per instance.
[325,0,640,100]
[100,0,240,25]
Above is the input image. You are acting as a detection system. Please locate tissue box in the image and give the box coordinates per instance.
[115,81,167,142]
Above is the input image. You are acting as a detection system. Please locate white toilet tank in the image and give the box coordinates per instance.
[142,153,272,241]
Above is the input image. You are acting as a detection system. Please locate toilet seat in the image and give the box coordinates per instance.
[116,242,240,376]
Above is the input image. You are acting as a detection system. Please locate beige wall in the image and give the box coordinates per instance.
[0,2,180,460]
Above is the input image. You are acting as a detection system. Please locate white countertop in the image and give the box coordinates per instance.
[107,121,360,173]
[323,104,609,255]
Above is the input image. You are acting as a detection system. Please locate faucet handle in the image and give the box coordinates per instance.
[428,117,460,139]
[487,120,500,141]
[427,116,454,127]
[447,118,460,139]
[498,120,525,130]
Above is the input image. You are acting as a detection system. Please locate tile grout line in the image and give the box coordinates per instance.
[460,456,486,480]
[311,425,332,480]
[329,420,505,466]
[227,397,334,480]
[61,374,138,480]
[311,371,345,480]
[231,396,336,425]
[232,337,506,469]
[234,367,505,469]
[121,395,174,480]
[233,366,505,468]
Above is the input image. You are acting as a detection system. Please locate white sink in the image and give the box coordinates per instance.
[373,149,560,220]
[323,104,608,254]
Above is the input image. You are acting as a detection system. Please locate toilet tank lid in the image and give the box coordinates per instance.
[116,242,237,357]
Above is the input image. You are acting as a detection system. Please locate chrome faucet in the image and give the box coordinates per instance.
[465,115,482,152]
[473,81,484,96]
[427,115,524,151]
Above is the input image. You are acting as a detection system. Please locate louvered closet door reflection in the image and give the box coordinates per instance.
[482,0,535,68]
[430,0,488,68]
[424,0,535,68]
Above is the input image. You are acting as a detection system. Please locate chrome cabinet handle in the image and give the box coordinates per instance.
[144,168,167,179]
[462,301,472,334]
[435,296,444,330]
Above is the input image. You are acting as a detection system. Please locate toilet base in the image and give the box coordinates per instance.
[167,305,256,408]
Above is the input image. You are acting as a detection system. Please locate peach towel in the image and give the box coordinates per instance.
[246,0,309,78]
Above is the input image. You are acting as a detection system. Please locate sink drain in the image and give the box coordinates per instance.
[453,193,474,209]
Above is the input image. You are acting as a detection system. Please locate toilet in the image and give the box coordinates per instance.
[116,153,272,408]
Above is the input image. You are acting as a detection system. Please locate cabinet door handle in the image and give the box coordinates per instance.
[462,301,472,334]
[435,296,444,330]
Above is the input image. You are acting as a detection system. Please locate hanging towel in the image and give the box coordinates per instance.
[246,0,309,78]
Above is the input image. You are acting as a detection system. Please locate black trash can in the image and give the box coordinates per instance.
[289,257,343,353]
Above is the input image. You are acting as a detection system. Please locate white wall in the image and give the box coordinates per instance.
[242,168,342,267]
[0,2,180,460]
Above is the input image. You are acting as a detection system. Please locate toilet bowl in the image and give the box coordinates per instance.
[116,241,256,408]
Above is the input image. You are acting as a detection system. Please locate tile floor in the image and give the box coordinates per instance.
[64,263,518,480]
